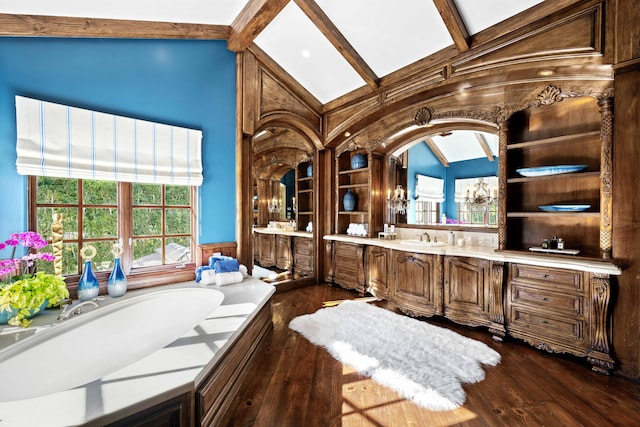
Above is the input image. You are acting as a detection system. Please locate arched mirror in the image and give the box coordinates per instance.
[389,128,499,229]
[251,126,316,285]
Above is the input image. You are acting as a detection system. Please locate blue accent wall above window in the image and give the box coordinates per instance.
[0,37,236,244]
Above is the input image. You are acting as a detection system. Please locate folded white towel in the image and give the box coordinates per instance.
[199,269,217,286]
[239,264,248,278]
[215,271,244,286]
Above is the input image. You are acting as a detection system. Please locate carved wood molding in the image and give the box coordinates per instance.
[598,97,614,259]
[489,261,505,328]
[589,272,615,373]
[413,84,615,129]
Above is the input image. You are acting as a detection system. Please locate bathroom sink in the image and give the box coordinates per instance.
[0,287,224,402]
[400,239,448,248]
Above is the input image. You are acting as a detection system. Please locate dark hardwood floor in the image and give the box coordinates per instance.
[223,284,640,426]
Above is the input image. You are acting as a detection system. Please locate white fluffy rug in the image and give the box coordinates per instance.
[289,300,500,411]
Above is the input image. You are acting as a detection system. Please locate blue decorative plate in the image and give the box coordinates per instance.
[539,204,590,212]
[516,165,588,177]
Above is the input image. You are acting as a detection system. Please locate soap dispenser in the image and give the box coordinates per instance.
[448,230,455,246]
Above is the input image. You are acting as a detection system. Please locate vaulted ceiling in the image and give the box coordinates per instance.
[0,0,544,105]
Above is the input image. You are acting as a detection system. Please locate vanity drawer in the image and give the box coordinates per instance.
[511,282,585,317]
[508,305,586,345]
[332,241,365,292]
[510,264,584,293]
[294,237,313,256]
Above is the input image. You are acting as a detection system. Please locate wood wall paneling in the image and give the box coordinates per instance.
[612,67,640,378]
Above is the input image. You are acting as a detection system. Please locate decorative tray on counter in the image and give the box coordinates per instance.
[516,164,588,177]
[538,204,590,212]
[529,247,580,255]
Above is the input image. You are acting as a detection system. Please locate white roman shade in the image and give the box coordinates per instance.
[15,96,203,186]
[415,174,444,203]
[455,176,498,203]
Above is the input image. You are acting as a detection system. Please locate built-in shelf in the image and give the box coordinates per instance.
[507,130,600,150]
[507,211,600,218]
[508,171,600,183]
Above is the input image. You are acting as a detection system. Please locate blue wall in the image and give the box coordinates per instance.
[407,141,498,222]
[0,37,236,244]
[407,141,444,223]
[443,157,498,220]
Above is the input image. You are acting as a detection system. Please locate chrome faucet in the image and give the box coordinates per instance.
[419,232,431,242]
[58,297,103,320]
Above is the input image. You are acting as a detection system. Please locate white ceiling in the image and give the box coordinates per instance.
[0,0,539,162]
[0,0,545,104]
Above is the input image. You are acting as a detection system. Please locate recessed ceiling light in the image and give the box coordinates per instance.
[538,69,555,76]
[301,49,311,59]
[344,131,351,137]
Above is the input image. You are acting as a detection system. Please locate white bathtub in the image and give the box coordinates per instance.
[0,287,225,402]
[0,278,275,426]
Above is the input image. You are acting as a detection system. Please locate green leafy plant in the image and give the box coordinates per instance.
[0,231,69,327]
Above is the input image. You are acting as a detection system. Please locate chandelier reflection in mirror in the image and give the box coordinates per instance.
[388,185,409,215]
[464,178,497,224]
[267,198,281,213]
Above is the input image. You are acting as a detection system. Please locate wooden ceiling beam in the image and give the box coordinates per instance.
[432,0,470,53]
[425,136,450,167]
[227,0,291,52]
[0,13,229,39]
[294,0,379,90]
[475,133,495,161]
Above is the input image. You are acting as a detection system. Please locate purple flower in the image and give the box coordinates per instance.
[1,231,55,284]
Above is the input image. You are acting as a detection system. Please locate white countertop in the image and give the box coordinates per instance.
[323,234,622,275]
[253,227,313,238]
[0,278,275,426]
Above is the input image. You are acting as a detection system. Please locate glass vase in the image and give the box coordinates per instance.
[77,260,99,301]
[107,257,128,298]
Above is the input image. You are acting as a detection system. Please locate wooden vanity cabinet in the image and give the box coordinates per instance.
[365,246,390,298]
[326,240,365,293]
[293,236,313,278]
[275,234,292,270]
[256,233,275,268]
[443,256,505,340]
[506,263,614,373]
[390,251,443,318]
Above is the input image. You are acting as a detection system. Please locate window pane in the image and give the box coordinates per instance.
[45,242,79,276]
[63,243,78,275]
[83,180,117,205]
[83,208,118,239]
[37,207,79,241]
[165,208,190,234]
[165,237,191,264]
[86,241,118,272]
[133,183,161,205]
[165,185,189,205]
[133,208,162,236]
[132,238,162,267]
[36,176,77,204]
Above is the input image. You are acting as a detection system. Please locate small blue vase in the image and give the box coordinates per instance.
[107,257,127,298]
[306,164,313,177]
[351,153,366,169]
[343,189,356,211]
[77,260,99,301]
